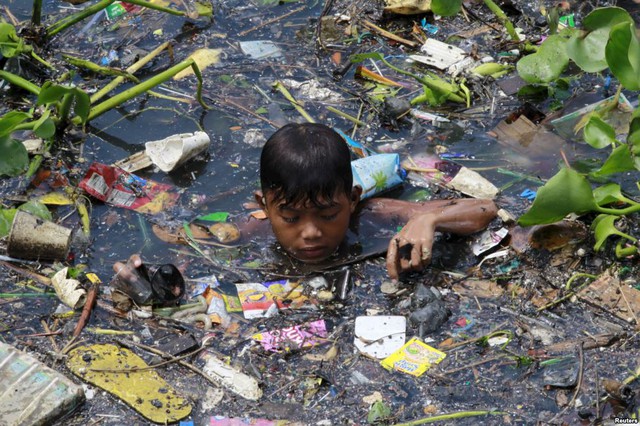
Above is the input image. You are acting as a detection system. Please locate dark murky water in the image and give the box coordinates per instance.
[1,0,640,425]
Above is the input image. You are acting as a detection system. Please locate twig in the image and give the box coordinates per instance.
[239,6,305,37]
[0,261,52,286]
[89,346,206,373]
[393,409,507,425]
[119,340,221,388]
[615,277,638,324]
[442,355,508,375]
[549,343,584,423]
[72,275,101,338]
[361,20,418,47]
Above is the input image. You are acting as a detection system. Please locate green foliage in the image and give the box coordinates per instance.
[517,6,640,258]
[431,0,463,17]
[517,168,598,226]
[0,200,51,238]
[367,401,391,424]
[37,82,91,125]
[0,111,30,177]
[605,21,640,90]
[517,34,571,83]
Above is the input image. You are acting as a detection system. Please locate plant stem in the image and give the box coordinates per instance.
[84,59,207,122]
[326,106,367,126]
[91,41,171,104]
[58,93,74,124]
[31,0,42,27]
[47,0,116,38]
[596,203,640,216]
[273,81,316,123]
[564,272,597,291]
[393,410,506,425]
[483,0,519,41]
[0,70,41,95]
[121,0,186,16]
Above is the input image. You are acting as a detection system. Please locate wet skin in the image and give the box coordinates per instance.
[255,188,361,263]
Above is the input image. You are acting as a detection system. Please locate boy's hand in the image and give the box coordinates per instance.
[386,214,437,282]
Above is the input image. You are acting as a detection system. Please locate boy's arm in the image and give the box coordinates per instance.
[361,198,497,281]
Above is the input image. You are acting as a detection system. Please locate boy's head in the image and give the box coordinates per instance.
[256,123,361,263]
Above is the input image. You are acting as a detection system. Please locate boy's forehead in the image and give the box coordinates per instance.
[267,192,346,209]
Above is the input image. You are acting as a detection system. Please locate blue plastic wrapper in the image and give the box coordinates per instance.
[334,128,377,158]
[352,154,406,199]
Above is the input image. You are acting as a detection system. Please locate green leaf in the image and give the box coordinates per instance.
[583,115,616,148]
[517,168,598,226]
[33,110,56,138]
[590,144,636,177]
[0,110,30,136]
[431,0,463,16]
[592,214,636,251]
[0,23,22,58]
[18,200,52,221]
[350,52,384,64]
[605,22,640,90]
[0,134,28,177]
[72,88,91,123]
[197,212,229,222]
[517,34,570,83]
[566,6,633,72]
[367,401,391,424]
[593,183,636,206]
[37,82,70,105]
[0,209,17,238]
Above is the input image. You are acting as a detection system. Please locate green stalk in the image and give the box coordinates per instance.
[0,293,56,298]
[483,0,519,41]
[0,70,41,95]
[30,50,55,70]
[91,41,171,103]
[84,59,208,122]
[393,410,506,425]
[46,0,116,38]
[62,54,140,82]
[380,57,466,104]
[596,204,640,216]
[615,241,638,258]
[564,272,597,291]
[120,0,186,16]
[326,106,367,126]
[273,81,316,123]
[32,0,42,26]
[58,93,74,124]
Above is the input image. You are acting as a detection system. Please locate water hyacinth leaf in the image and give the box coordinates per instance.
[0,209,17,238]
[0,110,30,136]
[367,400,391,424]
[592,214,636,251]
[33,110,56,139]
[590,144,636,177]
[37,82,69,105]
[73,88,91,123]
[593,183,638,206]
[517,168,598,226]
[566,6,632,72]
[0,23,24,57]
[431,0,463,16]
[605,22,640,91]
[583,115,616,148]
[0,134,29,177]
[18,200,52,221]
[517,34,570,83]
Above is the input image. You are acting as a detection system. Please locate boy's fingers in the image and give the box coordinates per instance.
[410,245,422,269]
[386,239,400,280]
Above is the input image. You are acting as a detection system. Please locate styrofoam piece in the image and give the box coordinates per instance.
[145,131,210,172]
[201,350,262,400]
[354,315,406,359]
[410,39,467,70]
[0,342,85,425]
[239,40,283,60]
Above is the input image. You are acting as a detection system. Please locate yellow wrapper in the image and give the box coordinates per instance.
[380,337,446,376]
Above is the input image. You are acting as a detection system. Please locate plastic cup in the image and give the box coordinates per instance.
[7,211,72,261]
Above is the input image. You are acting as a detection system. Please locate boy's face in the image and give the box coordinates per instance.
[256,188,361,263]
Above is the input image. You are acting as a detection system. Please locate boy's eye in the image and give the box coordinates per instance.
[282,216,299,223]
[321,213,338,221]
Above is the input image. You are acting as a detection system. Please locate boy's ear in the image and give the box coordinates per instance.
[254,190,267,211]
[350,186,362,211]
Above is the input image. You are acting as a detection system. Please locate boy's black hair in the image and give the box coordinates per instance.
[260,123,353,207]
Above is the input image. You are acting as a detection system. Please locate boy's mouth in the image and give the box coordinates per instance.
[296,246,329,261]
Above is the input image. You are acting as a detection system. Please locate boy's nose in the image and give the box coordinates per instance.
[300,220,322,240]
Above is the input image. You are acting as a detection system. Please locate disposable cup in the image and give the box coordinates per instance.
[7,211,72,261]
[145,131,210,172]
